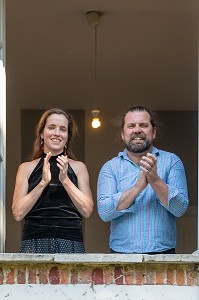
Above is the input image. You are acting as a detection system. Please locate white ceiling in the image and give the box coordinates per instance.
[6,0,199,111]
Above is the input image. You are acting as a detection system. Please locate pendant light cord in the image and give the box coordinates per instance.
[94,25,98,109]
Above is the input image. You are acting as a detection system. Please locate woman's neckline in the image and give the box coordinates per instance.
[41,151,65,159]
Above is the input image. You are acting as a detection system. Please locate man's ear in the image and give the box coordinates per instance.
[121,131,124,141]
[153,127,156,140]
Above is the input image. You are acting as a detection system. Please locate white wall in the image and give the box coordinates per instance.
[0,285,198,300]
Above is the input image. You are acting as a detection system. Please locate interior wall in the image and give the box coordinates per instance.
[6,108,197,253]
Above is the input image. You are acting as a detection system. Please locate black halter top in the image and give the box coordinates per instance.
[22,152,83,242]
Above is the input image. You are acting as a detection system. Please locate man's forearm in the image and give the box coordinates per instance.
[149,176,168,207]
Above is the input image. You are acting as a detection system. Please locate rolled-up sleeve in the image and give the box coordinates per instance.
[161,156,189,217]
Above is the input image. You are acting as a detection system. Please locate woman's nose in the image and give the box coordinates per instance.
[54,128,60,135]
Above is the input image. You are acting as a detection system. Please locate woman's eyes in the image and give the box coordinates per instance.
[60,128,67,132]
[47,126,67,132]
[48,126,54,130]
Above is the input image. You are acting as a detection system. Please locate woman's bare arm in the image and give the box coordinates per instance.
[12,153,51,221]
[57,156,94,218]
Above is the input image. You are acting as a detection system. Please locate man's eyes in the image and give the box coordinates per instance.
[127,124,148,128]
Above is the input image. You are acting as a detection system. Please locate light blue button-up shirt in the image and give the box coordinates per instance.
[97,147,189,253]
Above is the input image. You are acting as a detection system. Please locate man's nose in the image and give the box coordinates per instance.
[134,125,141,132]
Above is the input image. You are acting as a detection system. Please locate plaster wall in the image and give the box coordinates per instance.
[0,285,198,300]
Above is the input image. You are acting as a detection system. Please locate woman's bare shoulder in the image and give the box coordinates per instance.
[69,159,87,173]
[18,158,40,177]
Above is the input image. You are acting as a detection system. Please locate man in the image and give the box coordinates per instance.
[97,106,188,254]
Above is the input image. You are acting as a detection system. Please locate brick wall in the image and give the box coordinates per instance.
[0,254,198,300]
[0,262,198,286]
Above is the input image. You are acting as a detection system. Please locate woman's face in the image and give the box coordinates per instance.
[41,113,69,155]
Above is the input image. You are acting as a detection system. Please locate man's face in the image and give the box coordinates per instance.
[121,111,156,153]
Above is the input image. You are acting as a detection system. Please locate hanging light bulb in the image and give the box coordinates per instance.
[91,109,101,128]
[86,11,102,129]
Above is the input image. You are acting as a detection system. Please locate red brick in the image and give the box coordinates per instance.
[78,269,92,284]
[49,266,60,284]
[92,268,103,284]
[166,268,174,285]
[156,269,165,285]
[17,268,26,284]
[114,266,123,285]
[0,267,4,284]
[70,269,78,284]
[135,267,145,285]
[176,268,185,286]
[6,269,14,284]
[38,268,48,284]
[28,269,37,284]
[187,269,197,286]
[145,268,156,285]
[124,266,134,285]
[103,268,114,284]
[60,268,69,284]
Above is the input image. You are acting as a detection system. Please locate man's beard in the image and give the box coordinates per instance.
[125,138,152,153]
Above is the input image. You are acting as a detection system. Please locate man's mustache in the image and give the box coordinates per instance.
[131,134,146,139]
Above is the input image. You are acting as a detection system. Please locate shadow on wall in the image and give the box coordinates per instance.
[156,111,197,207]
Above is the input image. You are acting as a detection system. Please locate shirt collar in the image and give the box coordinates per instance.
[118,146,159,159]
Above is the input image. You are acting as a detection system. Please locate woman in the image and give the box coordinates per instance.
[12,108,94,253]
